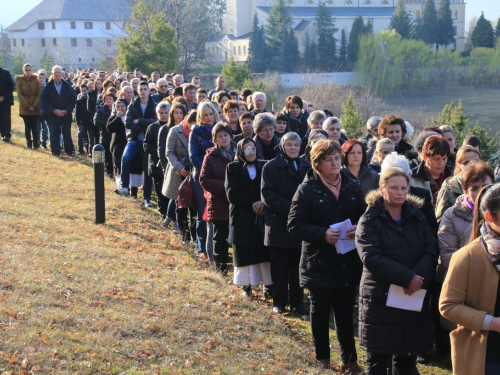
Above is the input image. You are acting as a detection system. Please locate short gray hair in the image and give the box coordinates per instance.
[156,78,168,87]
[253,113,275,133]
[51,65,63,73]
[439,125,455,136]
[156,101,171,113]
[381,152,411,176]
[322,116,341,130]
[366,116,382,130]
[308,110,327,125]
[405,121,414,138]
[252,91,266,101]
[280,132,301,145]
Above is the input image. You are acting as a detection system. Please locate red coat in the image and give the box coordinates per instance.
[199,146,231,222]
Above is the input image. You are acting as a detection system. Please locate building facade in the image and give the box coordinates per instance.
[205,0,466,65]
[6,0,129,70]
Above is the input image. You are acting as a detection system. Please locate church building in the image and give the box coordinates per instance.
[205,0,466,65]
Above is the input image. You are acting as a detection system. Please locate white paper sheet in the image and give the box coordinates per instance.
[386,284,427,312]
[329,219,356,254]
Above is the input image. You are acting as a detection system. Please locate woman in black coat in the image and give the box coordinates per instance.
[355,168,438,375]
[261,132,311,314]
[288,139,366,373]
[106,99,128,178]
[226,138,272,297]
[94,91,115,178]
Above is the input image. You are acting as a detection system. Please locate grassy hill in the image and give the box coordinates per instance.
[0,107,452,374]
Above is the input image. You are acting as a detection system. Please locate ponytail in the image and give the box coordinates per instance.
[469,183,500,243]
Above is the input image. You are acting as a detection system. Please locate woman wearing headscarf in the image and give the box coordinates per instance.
[226,138,272,296]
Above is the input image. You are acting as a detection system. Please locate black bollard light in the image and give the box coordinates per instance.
[92,144,106,224]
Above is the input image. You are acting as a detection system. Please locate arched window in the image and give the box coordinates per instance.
[238,46,241,55]
[243,45,246,55]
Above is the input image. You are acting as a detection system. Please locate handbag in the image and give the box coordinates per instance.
[177,174,194,208]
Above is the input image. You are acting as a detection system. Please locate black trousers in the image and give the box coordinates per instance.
[0,106,11,138]
[176,204,197,242]
[269,247,303,309]
[308,286,357,364]
[21,115,40,148]
[366,352,416,375]
[152,173,169,216]
[213,220,229,265]
[100,142,113,176]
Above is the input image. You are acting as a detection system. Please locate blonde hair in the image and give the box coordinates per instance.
[196,101,219,125]
[454,145,481,175]
[379,167,410,189]
[371,138,395,164]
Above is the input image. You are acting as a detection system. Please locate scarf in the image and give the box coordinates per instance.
[218,143,236,162]
[480,222,500,271]
[465,195,475,211]
[318,172,341,199]
[424,167,446,207]
[236,138,260,168]
[182,119,191,139]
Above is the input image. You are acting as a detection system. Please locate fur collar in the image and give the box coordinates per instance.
[365,190,424,209]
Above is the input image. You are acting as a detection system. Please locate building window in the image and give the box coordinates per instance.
[106,39,112,47]
[243,45,246,55]
[78,57,82,62]
[326,0,333,3]
[38,22,45,30]
[71,38,77,46]
[345,0,353,4]
[53,38,57,46]
[85,22,93,29]
[71,21,76,29]
[41,39,45,47]
[52,21,56,29]
[106,22,111,30]
[12,39,16,47]
[92,57,95,62]
[365,0,372,4]
[21,39,25,47]
[238,46,241,55]
[233,46,236,55]
[453,10,458,20]
[87,38,92,46]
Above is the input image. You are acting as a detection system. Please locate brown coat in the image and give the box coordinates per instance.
[440,238,499,375]
[16,75,42,116]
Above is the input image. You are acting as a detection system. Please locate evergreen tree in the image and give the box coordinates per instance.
[117,0,179,74]
[471,12,495,48]
[12,50,26,75]
[389,0,413,39]
[221,56,252,90]
[39,50,54,72]
[415,0,438,46]
[340,93,364,139]
[248,13,267,73]
[302,34,317,71]
[347,16,366,63]
[282,27,300,72]
[265,0,292,71]
[437,0,456,47]
[314,2,338,71]
[339,29,347,69]
[496,17,500,40]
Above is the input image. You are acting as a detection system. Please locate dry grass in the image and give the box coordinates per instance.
[0,107,452,374]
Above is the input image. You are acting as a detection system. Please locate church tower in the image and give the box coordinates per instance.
[225,0,257,38]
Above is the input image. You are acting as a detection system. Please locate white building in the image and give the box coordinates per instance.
[206,0,466,65]
[6,0,130,70]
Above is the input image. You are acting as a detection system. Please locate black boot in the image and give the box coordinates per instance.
[263,285,272,300]
[242,285,252,297]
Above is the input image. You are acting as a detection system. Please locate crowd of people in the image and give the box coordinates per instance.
[2,63,500,374]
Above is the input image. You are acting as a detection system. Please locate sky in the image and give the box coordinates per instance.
[0,0,498,31]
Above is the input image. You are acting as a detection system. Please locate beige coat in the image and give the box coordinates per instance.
[440,238,499,375]
[438,194,473,269]
[16,75,41,116]
[162,124,190,200]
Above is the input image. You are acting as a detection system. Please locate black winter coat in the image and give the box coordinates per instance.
[288,169,366,288]
[143,120,166,177]
[410,186,438,240]
[261,153,311,249]
[283,110,309,138]
[226,160,269,267]
[75,96,92,125]
[158,124,169,171]
[41,79,76,124]
[342,166,380,196]
[86,90,99,121]
[125,96,157,140]
[94,103,112,144]
[106,114,127,154]
[355,191,438,356]
[0,68,14,107]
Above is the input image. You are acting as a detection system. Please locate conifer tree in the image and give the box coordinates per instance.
[471,12,495,48]
[265,0,292,71]
[314,2,338,71]
[437,0,456,47]
[248,13,267,72]
[302,34,317,71]
[415,0,438,46]
[389,0,413,39]
[496,17,500,40]
[39,50,54,72]
[347,16,366,63]
[283,27,301,72]
[340,93,364,139]
[339,29,347,69]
